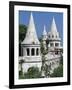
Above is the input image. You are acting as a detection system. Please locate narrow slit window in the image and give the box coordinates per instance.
[31,48,35,56]
[27,48,29,56]
[36,48,39,55]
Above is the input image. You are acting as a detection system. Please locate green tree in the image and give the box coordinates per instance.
[46,39,49,50]
[60,55,63,65]
[50,64,63,77]
[19,24,27,43]
[19,59,25,79]
[40,41,48,55]
[19,59,25,71]
[44,64,51,77]
[39,37,48,55]
[24,67,41,79]
[40,40,45,54]
[19,25,27,56]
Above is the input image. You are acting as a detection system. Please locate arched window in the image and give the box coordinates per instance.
[36,48,39,55]
[55,51,58,55]
[52,35,54,38]
[31,48,35,56]
[55,43,59,47]
[56,35,57,38]
[48,35,50,38]
[50,43,54,47]
[27,48,30,56]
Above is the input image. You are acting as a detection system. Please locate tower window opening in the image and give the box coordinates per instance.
[48,35,50,38]
[55,51,58,55]
[50,43,54,47]
[52,35,54,38]
[31,48,35,56]
[27,48,30,56]
[55,43,59,47]
[36,48,39,55]
[56,35,57,38]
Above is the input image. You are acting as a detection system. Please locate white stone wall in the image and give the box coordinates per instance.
[20,45,42,73]
[21,46,41,56]
[22,56,42,73]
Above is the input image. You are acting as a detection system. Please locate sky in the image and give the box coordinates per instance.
[19,11,63,42]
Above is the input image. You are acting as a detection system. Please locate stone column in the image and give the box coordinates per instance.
[54,42,55,47]
[35,48,36,56]
[30,47,31,56]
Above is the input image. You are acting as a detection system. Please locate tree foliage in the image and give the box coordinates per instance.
[50,64,63,77]
[19,24,27,56]
[19,70,24,79]
[19,24,27,43]
[19,67,41,79]
[25,67,41,78]
[40,39,48,55]
[60,56,63,65]
[40,39,45,54]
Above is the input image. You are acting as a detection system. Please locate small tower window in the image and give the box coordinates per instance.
[31,48,35,56]
[48,35,50,38]
[50,43,54,47]
[56,35,57,38]
[36,48,39,55]
[27,48,30,56]
[55,43,59,47]
[52,35,54,38]
[55,51,58,55]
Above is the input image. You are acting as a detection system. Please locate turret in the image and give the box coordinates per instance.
[47,17,62,55]
[21,13,42,73]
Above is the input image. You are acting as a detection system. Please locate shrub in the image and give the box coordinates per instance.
[24,67,41,79]
[50,64,63,77]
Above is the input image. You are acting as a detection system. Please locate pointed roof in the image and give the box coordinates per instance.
[51,17,57,33]
[22,13,40,45]
[42,25,47,36]
[48,17,61,41]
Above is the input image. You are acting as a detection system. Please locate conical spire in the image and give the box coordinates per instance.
[27,13,36,34]
[48,17,60,41]
[51,17,57,33]
[22,13,40,44]
[43,25,47,36]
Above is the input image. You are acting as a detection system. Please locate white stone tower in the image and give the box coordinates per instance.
[21,13,42,73]
[42,25,47,50]
[48,17,62,54]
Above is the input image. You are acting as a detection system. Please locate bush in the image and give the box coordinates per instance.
[19,71,24,79]
[24,67,41,79]
[19,24,27,43]
[50,64,63,77]
[60,56,63,65]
